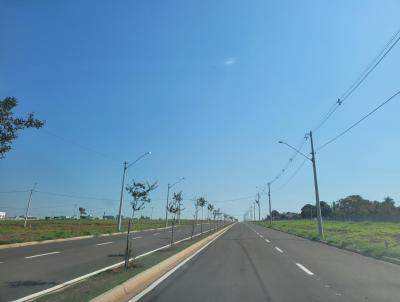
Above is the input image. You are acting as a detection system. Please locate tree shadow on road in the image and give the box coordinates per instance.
[6,280,58,288]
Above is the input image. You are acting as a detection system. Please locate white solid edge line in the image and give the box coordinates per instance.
[296,263,314,275]
[13,225,232,302]
[24,251,60,259]
[129,223,235,302]
[274,246,283,253]
[96,242,113,246]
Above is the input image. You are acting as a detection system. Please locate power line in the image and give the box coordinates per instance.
[212,195,254,203]
[312,27,400,133]
[266,28,400,195]
[42,129,120,163]
[272,158,308,193]
[0,190,30,194]
[267,137,308,185]
[34,190,119,202]
[317,90,400,151]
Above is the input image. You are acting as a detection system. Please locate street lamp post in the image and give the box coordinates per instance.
[117,151,151,232]
[267,182,272,225]
[279,131,324,239]
[165,177,185,228]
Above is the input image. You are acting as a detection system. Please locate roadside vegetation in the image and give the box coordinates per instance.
[260,219,400,259]
[34,227,226,302]
[269,195,400,221]
[0,219,196,245]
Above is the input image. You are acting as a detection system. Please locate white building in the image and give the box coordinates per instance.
[0,212,6,219]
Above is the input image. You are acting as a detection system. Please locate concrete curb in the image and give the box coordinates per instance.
[90,223,234,302]
[0,225,180,250]
[382,256,400,265]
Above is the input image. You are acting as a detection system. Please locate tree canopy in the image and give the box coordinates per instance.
[0,97,44,159]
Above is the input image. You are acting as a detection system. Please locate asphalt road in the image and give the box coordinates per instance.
[139,222,400,302]
[0,222,215,302]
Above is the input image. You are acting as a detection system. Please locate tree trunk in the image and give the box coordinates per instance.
[200,208,203,233]
[191,213,196,239]
[170,215,175,247]
[124,210,135,269]
[124,218,131,269]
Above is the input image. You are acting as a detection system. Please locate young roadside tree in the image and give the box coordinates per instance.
[124,180,158,268]
[207,204,214,232]
[216,208,221,228]
[255,197,261,224]
[1,97,45,159]
[168,191,183,246]
[212,209,218,230]
[223,213,228,225]
[191,199,200,239]
[197,197,207,233]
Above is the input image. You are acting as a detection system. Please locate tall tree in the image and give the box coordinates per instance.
[320,201,332,217]
[301,204,316,219]
[0,97,44,159]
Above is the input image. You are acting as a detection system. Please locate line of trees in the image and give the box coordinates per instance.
[300,195,400,221]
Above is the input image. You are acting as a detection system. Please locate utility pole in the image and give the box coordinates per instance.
[73,204,77,219]
[253,202,256,221]
[268,183,272,225]
[117,152,152,232]
[165,177,185,228]
[117,161,128,232]
[309,131,324,239]
[256,193,261,223]
[165,183,171,227]
[24,183,37,228]
[150,206,154,220]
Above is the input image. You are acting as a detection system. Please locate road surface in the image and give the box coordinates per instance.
[139,222,400,302]
[0,222,214,302]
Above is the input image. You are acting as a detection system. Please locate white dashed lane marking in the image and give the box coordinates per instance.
[296,263,314,275]
[25,251,60,259]
[153,233,160,236]
[275,246,283,253]
[96,242,113,246]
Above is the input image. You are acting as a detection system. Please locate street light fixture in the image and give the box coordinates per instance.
[117,151,151,232]
[165,177,185,228]
[279,131,324,239]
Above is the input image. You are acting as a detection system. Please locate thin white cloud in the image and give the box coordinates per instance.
[223,57,236,66]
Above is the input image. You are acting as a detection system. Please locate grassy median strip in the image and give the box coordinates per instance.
[0,219,195,245]
[259,220,400,259]
[35,229,219,302]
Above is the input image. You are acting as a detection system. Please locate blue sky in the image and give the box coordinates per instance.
[1,0,400,220]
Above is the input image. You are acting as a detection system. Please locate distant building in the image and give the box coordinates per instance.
[0,212,6,219]
[102,215,115,220]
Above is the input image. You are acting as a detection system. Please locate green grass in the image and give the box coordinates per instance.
[0,219,196,245]
[259,220,400,259]
[35,229,220,302]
